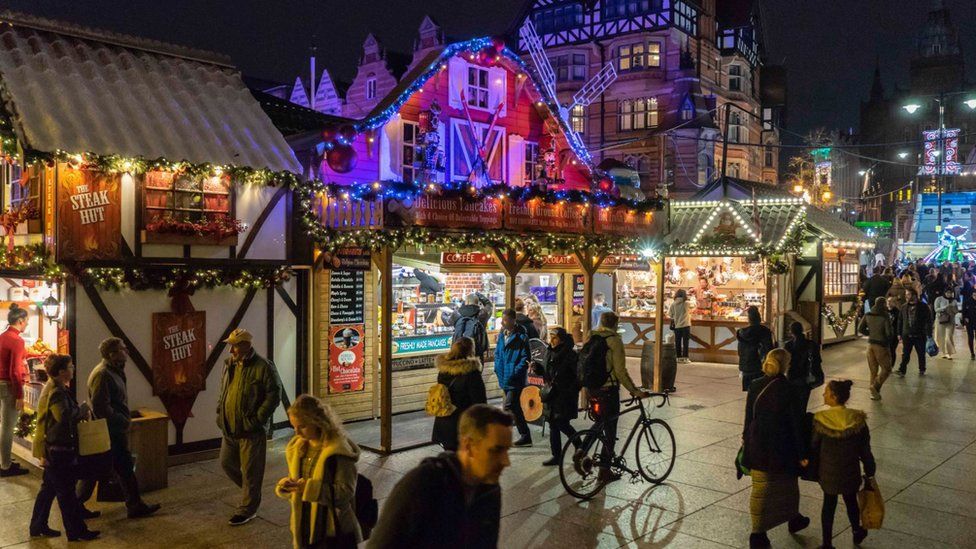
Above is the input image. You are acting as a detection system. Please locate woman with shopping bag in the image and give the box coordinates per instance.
[807,379,877,548]
[29,354,100,541]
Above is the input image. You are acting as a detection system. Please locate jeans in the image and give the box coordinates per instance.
[220,434,267,516]
[503,388,530,437]
[77,431,143,510]
[593,386,621,463]
[673,327,690,359]
[867,343,892,391]
[898,335,927,373]
[31,449,87,537]
[547,417,577,458]
[0,382,15,470]
[821,492,861,543]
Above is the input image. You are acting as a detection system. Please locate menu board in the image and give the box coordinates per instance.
[572,274,585,306]
[329,270,365,324]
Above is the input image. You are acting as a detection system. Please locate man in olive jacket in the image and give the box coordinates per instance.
[217,328,281,526]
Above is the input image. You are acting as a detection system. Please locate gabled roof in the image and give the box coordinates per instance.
[667,198,805,253]
[0,11,300,173]
[250,89,352,137]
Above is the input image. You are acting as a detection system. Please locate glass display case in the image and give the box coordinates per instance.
[824,259,859,296]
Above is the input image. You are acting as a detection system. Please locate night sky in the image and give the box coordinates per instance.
[3,0,975,138]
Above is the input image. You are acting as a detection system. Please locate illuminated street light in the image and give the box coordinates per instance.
[792,183,804,194]
[903,103,922,114]
[965,99,976,110]
[898,152,909,159]
[858,170,866,176]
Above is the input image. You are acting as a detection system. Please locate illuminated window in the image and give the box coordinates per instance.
[571,104,586,134]
[402,121,419,182]
[466,66,489,109]
[618,42,661,71]
[619,98,658,131]
[525,142,541,181]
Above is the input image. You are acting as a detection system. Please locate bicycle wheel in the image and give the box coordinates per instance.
[635,418,676,483]
[559,428,611,500]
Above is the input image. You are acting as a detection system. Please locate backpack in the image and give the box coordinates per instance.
[425,380,456,417]
[577,334,611,390]
[454,316,488,356]
[328,458,379,540]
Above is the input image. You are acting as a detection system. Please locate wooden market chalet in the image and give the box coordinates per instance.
[0,11,308,465]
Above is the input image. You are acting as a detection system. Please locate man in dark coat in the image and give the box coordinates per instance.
[369,405,511,549]
[514,298,540,339]
[736,307,774,391]
[77,338,160,519]
[862,271,891,314]
[451,294,489,358]
[217,328,282,525]
[896,288,933,377]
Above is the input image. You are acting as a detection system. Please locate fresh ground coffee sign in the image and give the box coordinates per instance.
[56,167,122,260]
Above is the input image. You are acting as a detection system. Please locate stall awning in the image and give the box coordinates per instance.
[805,206,873,246]
[0,11,301,173]
[667,199,805,254]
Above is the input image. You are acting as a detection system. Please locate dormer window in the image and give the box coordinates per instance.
[680,97,695,121]
[366,76,377,99]
[466,66,489,109]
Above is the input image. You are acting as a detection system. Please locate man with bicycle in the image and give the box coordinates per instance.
[584,311,650,481]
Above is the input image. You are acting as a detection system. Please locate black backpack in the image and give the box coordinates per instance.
[578,334,611,389]
[454,316,488,357]
[329,459,379,540]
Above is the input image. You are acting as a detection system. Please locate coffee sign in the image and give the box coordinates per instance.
[56,167,122,260]
[505,201,586,233]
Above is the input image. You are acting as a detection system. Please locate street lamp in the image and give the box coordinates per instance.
[898,152,909,159]
[42,295,61,323]
[966,99,976,111]
[902,103,922,114]
[858,170,867,176]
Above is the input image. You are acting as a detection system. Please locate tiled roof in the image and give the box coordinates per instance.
[804,206,872,244]
[0,11,300,173]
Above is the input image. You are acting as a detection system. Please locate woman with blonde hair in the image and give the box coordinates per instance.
[742,348,809,548]
[277,395,361,548]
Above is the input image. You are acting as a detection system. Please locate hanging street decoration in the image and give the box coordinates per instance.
[81,266,293,292]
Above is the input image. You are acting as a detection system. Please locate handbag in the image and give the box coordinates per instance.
[78,418,110,456]
[858,476,885,529]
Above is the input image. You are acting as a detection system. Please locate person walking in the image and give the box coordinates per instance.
[858,297,895,400]
[668,289,692,364]
[962,283,976,360]
[431,338,487,451]
[862,268,891,314]
[808,380,875,548]
[737,306,774,391]
[0,304,29,477]
[367,405,512,549]
[29,354,99,541]
[742,348,810,548]
[276,395,362,549]
[934,288,958,359]
[783,322,822,418]
[76,338,161,519]
[885,275,906,310]
[531,327,579,466]
[494,309,532,446]
[896,288,933,377]
[588,312,650,482]
[217,328,282,525]
[452,294,489,360]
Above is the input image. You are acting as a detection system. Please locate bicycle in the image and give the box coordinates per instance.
[559,391,676,500]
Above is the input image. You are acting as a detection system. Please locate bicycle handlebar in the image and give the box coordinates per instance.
[624,391,670,408]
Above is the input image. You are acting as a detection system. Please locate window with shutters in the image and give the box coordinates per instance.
[466,66,489,109]
[524,142,541,181]
[402,121,420,182]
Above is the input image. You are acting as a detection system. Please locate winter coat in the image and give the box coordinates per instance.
[367,452,501,549]
[276,434,362,548]
[590,326,639,394]
[886,279,907,308]
[736,324,774,377]
[934,296,958,324]
[515,313,540,339]
[33,380,81,459]
[858,308,894,346]
[451,304,489,357]
[88,360,132,437]
[217,350,282,438]
[924,278,946,305]
[431,356,487,450]
[0,326,26,399]
[494,326,530,390]
[897,302,933,338]
[863,275,891,305]
[535,342,579,421]
[742,375,803,474]
[668,298,692,329]
[810,406,876,495]
[963,284,976,323]
[783,335,822,388]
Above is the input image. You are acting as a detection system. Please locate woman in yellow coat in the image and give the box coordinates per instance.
[276,395,361,548]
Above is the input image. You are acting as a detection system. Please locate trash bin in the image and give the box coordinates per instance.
[96,408,168,501]
[641,340,677,392]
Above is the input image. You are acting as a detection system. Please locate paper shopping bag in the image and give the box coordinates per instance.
[78,418,111,456]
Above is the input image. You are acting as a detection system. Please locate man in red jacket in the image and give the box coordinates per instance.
[0,305,29,477]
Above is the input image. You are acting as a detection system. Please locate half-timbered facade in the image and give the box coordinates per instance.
[514,0,784,196]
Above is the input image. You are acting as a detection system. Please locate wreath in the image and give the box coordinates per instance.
[821,296,862,335]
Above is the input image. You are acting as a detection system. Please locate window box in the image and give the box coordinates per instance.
[142,171,238,246]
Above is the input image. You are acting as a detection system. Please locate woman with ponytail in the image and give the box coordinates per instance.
[277,395,362,548]
[0,304,29,476]
[809,380,876,548]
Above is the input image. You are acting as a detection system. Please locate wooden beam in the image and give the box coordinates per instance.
[204,288,259,378]
[378,247,394,453]
[652,259,665,392]
[80,282,154,385]
[275,285,299,316]
[237,186,289,259]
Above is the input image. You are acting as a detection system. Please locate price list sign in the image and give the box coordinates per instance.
[329,270,365,325]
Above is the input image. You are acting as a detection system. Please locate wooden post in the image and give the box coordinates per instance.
[377,247,394,453]
[574,249,606,339]
[492,246,530,310]
[652,259,665,392]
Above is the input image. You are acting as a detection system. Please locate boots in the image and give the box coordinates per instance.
[749,532,771,548]
[788,514,811,533]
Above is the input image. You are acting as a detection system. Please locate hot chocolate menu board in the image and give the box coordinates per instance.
[329,270,365,325]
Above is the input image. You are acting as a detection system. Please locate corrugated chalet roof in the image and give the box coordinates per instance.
[667,199,805,252]
[0,11,300,173]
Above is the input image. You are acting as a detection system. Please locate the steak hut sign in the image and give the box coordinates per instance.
[56,167,122,260]
[69,185,111,225]
[162,325,198,362]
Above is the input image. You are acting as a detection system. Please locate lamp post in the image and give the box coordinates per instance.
[902,92,976,234]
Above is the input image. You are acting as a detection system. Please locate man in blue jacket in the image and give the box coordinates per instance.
[494,309,532,446]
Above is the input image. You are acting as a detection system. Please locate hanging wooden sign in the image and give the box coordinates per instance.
[595,206,655,237]
[385,195,502,229]
[151,311,207,400]
[56,166,122,260]
[505,201,587,233]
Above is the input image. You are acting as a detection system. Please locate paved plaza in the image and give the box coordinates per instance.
[2,336,976,548]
